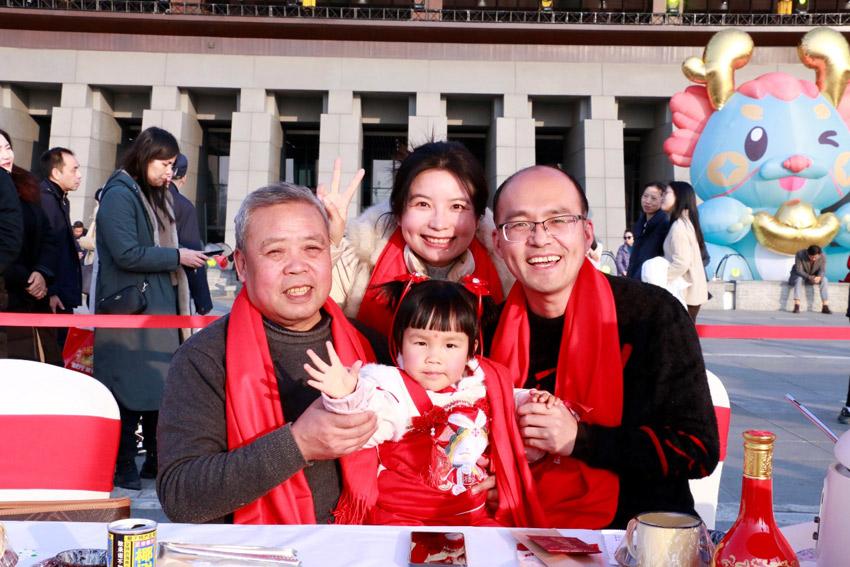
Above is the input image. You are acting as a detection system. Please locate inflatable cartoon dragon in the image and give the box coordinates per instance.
[664,28,850,281]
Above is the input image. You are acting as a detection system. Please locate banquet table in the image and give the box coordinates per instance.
[0,521,819,567]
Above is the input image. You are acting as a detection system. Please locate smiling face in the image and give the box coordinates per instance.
[234,202,332,331]
[146,156,177,188]
[399,169,479,267]
[493,167,594,317]
[0,133,14,172]
[693,90,850,209]
[400,326,471,392]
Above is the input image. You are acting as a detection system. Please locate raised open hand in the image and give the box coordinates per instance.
[304,341,363,399]
[316,157,365,246]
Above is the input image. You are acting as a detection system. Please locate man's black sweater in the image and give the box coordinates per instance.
[485,274,719,528]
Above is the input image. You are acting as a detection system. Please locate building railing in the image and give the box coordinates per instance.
[5,0,850,25]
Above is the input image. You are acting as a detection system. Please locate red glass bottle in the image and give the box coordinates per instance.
[712,430,799,567]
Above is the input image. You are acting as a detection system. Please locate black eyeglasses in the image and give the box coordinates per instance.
[498,214,585,243]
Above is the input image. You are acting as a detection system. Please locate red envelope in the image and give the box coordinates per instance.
[526,536,602,555]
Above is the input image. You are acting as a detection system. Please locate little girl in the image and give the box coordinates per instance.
[304,278,548,527]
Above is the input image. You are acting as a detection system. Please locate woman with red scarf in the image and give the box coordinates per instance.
[322,142,512,337]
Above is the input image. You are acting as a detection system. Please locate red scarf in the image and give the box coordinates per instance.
[365,359,545,527]
[225,288,377,524]
[490,260,623,528]
[356,228,505,336]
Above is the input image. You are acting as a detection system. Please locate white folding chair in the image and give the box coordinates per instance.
[689,370,731,530]
[0,359,120,501]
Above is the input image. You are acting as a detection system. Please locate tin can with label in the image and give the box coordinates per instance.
[107,519,157,567]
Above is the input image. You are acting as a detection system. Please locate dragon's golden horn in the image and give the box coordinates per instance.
[799,28,850,108]
[682,29,754,110]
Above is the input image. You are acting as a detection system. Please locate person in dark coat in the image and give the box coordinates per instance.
[626,181,671,280]
[0,140,24,359]
[788,245,831,314]
[39,147,84,348]
[485,166,718,529]
[168,153,213,315]
[0,128,62,365]
[615,230,633,276]
[95,127,208,490]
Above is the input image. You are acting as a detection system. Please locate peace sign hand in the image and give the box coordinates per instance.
[317,157,365,246]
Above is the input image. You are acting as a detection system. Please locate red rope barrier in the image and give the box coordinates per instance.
[0,313,218,329]
[0,312,848,340]
[695,324,850,341]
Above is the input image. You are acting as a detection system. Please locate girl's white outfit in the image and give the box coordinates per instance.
[322,358,533,496]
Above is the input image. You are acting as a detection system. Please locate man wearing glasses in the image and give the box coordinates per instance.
[485,165,718,529]
[615,231,633,277]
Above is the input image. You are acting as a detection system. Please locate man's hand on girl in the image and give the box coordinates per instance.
[528,388,561,409]
[304,341,362,399]
[317,157,365,246]
[524,446,547,464]
[469,454,499,516]
[517,401,578,457]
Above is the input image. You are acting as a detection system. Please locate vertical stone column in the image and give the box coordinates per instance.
[487,94,535,195]
[0,84,39,172]
[225,88,283,247]
[142,86,203,203]
[318,90,363,216]
[566,96,626,251]
[50,84,121,223]
[640,102,678,186]
[408,92,447,148]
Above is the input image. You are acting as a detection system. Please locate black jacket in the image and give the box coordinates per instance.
[0,168,23,277]
[169,184,213,315]
[485,275,719,529]
[627,211,670,279]
[5,197,58,313]
[39,179,82,308]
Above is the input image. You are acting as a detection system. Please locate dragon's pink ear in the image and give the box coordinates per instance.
[837,86,850,131]
[664,86,714,167]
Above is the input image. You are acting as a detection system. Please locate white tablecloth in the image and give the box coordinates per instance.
[2,521,819,567]
[2,522,621,567]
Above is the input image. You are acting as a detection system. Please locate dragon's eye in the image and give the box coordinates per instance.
[745,126,768,161]
[819,130,839,147]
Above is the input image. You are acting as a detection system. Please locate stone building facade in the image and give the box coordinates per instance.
[0,6,823,250]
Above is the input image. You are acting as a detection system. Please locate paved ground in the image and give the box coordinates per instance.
[117,302,850,531]
[699,309,849,530]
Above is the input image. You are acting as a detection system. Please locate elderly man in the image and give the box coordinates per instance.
[789,244,831,314]
[158,183,388,524]
[486,165,718,529]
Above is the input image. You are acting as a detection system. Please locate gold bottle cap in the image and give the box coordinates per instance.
[742,429,775,479]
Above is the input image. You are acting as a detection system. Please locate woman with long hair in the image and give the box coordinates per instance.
[94,126,207,489]
[0,128,62,364]
[661,181,709,321]
[325,141,511,336]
